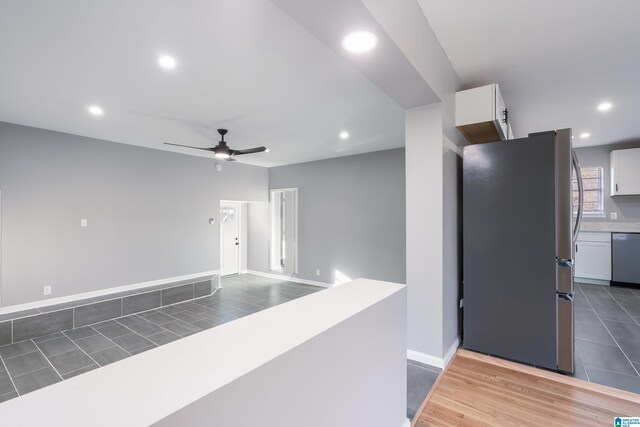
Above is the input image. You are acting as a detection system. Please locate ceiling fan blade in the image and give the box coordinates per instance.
[164,142,214,151]
[231,146,267,155]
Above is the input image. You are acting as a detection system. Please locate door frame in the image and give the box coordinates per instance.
[269,188,298,275]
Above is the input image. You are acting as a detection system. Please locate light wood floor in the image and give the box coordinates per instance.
[415,349,640,426]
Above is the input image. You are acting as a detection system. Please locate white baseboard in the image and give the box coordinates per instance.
[575,278,609,286]
[0,270,219,315]
[401,418,411,427]
[243,270,332,288]
[407,337,460,370]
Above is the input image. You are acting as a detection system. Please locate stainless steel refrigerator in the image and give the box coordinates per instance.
[462,129,584,373]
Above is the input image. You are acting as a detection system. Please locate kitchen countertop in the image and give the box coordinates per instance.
[580,221,640,233]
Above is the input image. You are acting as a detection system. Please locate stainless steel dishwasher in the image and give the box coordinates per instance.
[612,232,640,285]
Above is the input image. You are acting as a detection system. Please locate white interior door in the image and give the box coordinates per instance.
[220,202,240,276]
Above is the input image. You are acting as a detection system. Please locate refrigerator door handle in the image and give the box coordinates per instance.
[572,150,584,244]
[557,295,574,373]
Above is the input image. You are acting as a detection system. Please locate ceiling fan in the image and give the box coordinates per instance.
[164,129,266,161]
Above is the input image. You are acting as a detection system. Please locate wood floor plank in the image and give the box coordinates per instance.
[417,349,640,426]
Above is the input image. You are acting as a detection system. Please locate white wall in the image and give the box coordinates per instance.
[405,104,443,359]
[0,122,268,306]
[247,149,406,286]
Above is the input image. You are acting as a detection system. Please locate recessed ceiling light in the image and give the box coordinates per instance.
[597,101,612,111]
[339,131,350,140]
[341,31,378,53]
[88,105,104,116]
[579,132,590,139]
[158,55,177,69]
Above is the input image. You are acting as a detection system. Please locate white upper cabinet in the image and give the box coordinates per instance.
[455,84,509,144]
[610,148,640,196]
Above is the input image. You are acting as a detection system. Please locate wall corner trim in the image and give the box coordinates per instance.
[402,418,411,427]
[243,270,332,288]
[407,337,460,370]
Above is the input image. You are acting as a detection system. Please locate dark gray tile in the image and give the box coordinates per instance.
[181,303,218,315]
[0,321,11,346]
[578,340,637,376]
[33,332,65,344]
[407,360,442,374]
[13,310,73,341]
[573,296,591,310]
[161,284,194,306]
[192,318,220,330]
[48,349,94,375]
[63,326,98,340]
[35,336,79,358]
[0,390,18,403]
[92,322,131,339]
[194,280,212,298]
[112,333,154,353]
[574,309,600,325]
[91,320,118,328]
[74,334,114,354]
[161,320,201,337]
[0,340,38,359]
[129,345,157,355]
[62,363,99,380]
[90,346,130,366]
[114,315,146,328]
[0,370,16,395]
[407,363,439,419]
[38,298,95,314]
[147,331,181,346]
[603,320,640,341]
[571,353,589,381]
[156,306,184,316]
[0,309,40,323]
[617,299,640,318]
[575,321,617,346]
[12,367,61,395]
[74,300,122,327]
[169,311,205,323]
[616,338,640,364]
[120,319,164,337]
[123,291,161,316]
[141,311,175,325]
[4,351,50,377]
[607,286,639,297]
[586,366,640,394]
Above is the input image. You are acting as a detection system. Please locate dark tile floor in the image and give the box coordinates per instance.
[407,360,441,420]
[0,274,322,403]
[572,283,640,393]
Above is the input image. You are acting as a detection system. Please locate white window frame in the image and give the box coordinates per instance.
[270,188,298,274]
[574,166,605,217]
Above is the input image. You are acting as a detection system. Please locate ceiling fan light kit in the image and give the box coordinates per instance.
[164,128,267,162]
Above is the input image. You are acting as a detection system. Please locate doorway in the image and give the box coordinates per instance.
[220,201,240,276]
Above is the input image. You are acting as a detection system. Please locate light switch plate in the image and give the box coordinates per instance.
[611,212,618,220]
[43,285,52,296]
[81,219,88,227]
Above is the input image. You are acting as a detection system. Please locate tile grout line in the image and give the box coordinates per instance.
[582,286,640,377]
[603,287,640,328]
[0,351,19,397]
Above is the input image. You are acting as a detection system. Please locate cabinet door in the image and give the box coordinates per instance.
[494,85,508,139]
[612,148,640,195]
[574,241,612,280]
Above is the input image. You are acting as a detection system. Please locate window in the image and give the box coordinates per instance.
[270,188,298,274]
[573,167,604,216]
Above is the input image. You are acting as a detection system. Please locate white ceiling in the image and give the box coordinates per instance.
[0,0,405,167]
[418,0,640,148]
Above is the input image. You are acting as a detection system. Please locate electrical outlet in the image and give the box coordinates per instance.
[80,218,88,227]
[315,269,320,276]
[611,212,618,220]
[43,285,52,296]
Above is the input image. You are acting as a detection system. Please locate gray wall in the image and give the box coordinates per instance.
[247,148,406,285]
[0,122,268,306]
[575,141,640,222]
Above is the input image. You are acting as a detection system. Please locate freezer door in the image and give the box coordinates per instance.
[463,134,558,370]
[557,295,574,373]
